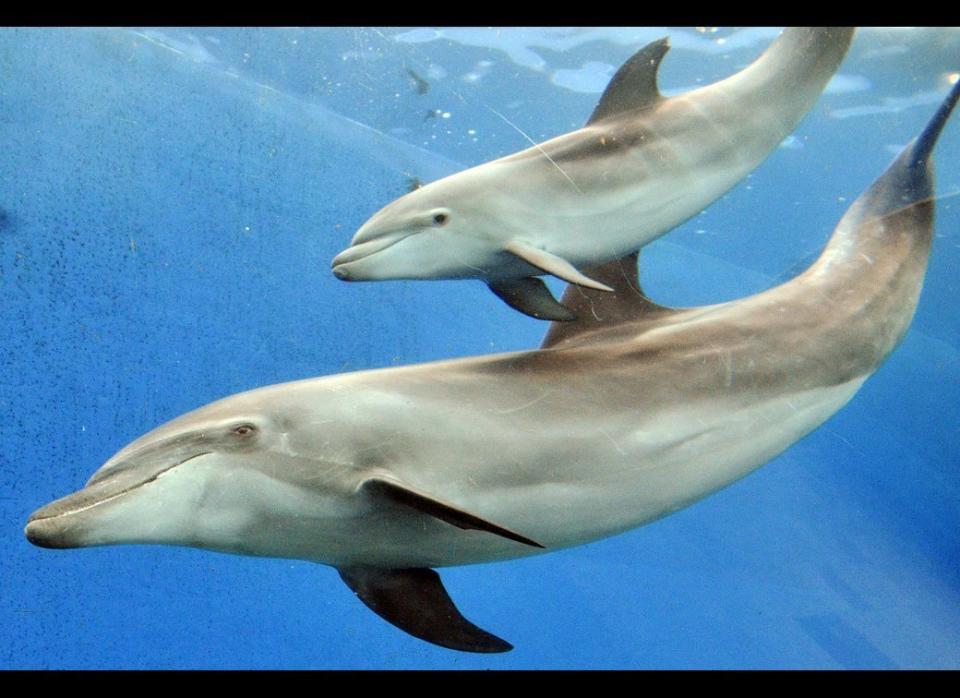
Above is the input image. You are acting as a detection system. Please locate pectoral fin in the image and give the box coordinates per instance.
[360,476,544,549]
[504,240,615,292]
[488,278,576,321]
[338,566,513,653]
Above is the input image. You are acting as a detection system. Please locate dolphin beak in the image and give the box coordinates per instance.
[25,496,94,549]
[25,449,210,549]
[25,475,133,549]
[331,232,410,280]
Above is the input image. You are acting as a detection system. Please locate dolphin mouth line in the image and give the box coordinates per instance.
[331,232,411,272]
[28,451,213,523]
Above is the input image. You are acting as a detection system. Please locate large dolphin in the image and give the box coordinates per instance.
[26,79,958,653]
[331,27,855,320]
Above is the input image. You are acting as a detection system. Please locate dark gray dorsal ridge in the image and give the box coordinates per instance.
[338,567,513,653]
[587,37,670,125]
[361,476,545,548]
[541,252,673,349]
[489,278,576,321]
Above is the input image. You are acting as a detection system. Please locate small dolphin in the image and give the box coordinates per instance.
[26,79,957,653]
[332,27,855,320]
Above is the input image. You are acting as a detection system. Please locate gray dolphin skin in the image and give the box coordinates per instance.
[25,79,958,654]
[331,27,855,320]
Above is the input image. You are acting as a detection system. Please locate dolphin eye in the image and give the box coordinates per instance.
[432,212,449,226]
[232,423,257,437]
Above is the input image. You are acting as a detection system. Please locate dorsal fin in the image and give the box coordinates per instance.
[587,37,669,126]
[541,252,673,348]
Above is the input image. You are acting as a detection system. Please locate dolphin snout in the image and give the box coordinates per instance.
[331,264,353,281]
[24,486,104,549]
[331,233,410,279]
[24,477,118,549]
[25,448,212,550]
[24,515,77,549]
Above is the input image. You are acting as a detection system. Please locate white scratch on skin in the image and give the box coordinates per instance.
[486,105,583,195]
[293,461,353,488]
[860,252,874,265]
[452,249,490,275]
[599,427,626,456]
[574,287,602,321]
[355,438,400,458]
[306,419,338,430]
[493,391,552,415]
[718,350,734,387]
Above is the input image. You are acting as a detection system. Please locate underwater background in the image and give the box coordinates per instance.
[1,27,959,669]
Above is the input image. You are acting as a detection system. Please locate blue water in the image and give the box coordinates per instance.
[2,27,959,669]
